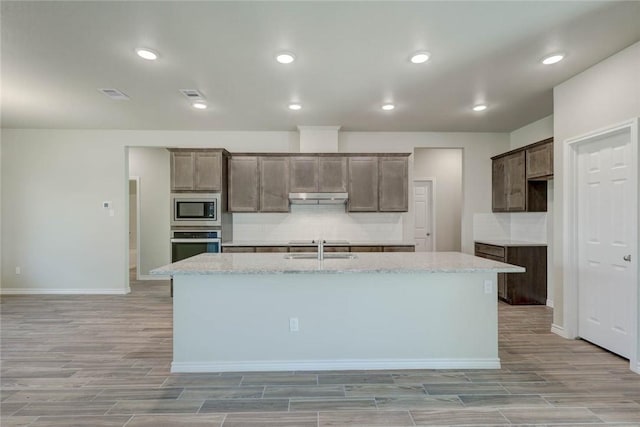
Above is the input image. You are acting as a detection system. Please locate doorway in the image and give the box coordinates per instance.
[564,118,638,371]
[129,177,141,282]
[413,180,435,251]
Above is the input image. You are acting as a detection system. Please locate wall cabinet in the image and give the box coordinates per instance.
[319,157,348,192]
[170,150,224,192]
[290,156,348,193]
[491,138,552,212]
[379,157,408,212]
[228,157,259,212]
[474,242,547,305]
[348,157,379,212]
[526,138,554,179]
[259,157,289,212]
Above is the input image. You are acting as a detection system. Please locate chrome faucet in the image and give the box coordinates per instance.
[317,239,326,260]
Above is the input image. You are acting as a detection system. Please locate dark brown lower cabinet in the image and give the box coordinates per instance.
[474,242,547,305]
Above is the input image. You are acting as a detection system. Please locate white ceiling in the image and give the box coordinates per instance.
[2,1,639,132]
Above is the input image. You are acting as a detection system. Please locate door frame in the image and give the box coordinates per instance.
[129,176,141,283]
[413,178,436,252]
[563,117,639,373]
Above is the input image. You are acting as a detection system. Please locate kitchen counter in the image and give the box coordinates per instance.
[221,240,415,247]
[153,251,522,374]
[475,239,547,247]
[152,251,524,275]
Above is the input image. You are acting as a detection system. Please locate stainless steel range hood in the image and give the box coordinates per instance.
[289,192,348,205]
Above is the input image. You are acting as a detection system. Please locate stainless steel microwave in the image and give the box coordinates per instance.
[171,193,221,227]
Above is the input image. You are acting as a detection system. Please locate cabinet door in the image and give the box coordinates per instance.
[505,151,526,211]
[171,152,195,191]
[348,157,378,212]
[350,246,382,252]
[194,151,222,191]
[379,157,408,212]
[290,157,318,193]
[228,157,259,212]
[318,157,348,192]
[492,157,507,212]
[259,157,289,212]
[526,140,553,179]
[222,246,256,253]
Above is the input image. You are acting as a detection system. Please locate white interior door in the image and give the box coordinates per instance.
[413,180,434,252]
[577,129,636,358]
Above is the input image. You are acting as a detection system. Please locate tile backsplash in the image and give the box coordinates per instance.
[473,212,547,243]
[232,204,403,242]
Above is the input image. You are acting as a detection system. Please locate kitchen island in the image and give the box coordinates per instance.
[152,252,524,373]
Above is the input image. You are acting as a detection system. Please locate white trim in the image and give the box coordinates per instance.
[171,358,501,373]
[129,176,141,282]
[0,288,128,295]
[551,323,571,339]
[546,299,554,308]
[563,117,639,372]
[413,177,436,252]
[138,274,170,281]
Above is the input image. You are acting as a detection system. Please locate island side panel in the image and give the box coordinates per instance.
[172,272,499,372]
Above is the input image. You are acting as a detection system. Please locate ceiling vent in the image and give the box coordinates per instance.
[98,88,129,100]
[179,89,205,100]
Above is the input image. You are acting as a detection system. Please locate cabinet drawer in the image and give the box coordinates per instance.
[474,243,505,259]
[255,246,289,253]
[475,252,505,262]
[325,246,349,253]
[222,246,256,253]
[383,246,415,252]
[350,246,382,252]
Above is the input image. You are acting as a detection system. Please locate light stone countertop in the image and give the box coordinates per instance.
[221,240,416,247]
[475,240,547,247]
[151,251,525,275]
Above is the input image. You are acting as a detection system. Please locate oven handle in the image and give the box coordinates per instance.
[170,239,221,243]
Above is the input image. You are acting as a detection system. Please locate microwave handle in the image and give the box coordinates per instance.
[170,239,221,243]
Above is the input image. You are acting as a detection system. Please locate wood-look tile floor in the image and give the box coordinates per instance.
[1,272,639,426]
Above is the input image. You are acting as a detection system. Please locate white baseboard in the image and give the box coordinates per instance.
[546,299,554,308]
[137,274,171,281]
[551,323,571,339]
[171,358,501,373]
[0,288,128,295]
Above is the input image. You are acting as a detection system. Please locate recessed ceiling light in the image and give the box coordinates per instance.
[192,101,208,110]
[410,51,430,64]
[288,103,302,110]
[542,53,564,65]
[382,104,395,111]
[276,52,296,64]
[473,104,487,112]
[135,48,159,61]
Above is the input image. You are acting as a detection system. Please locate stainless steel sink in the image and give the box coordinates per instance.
[284,253,358,260]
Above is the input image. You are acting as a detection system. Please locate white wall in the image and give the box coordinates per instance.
[510,115,553,150]
[413,148,462,251]
[128,147,170,277]
[553,42,640,334]
[1,129,507,292]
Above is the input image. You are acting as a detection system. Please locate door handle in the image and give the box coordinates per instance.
[426,233,431,236]
[623,254,631,262]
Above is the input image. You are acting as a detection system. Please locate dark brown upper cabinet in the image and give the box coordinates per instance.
[170,149,226,192]
[378,157,408,212]
[318,157,348,192]
[348,157,379,212]
[491,138,553,212]
[290,156,348,193]
[259,157,290,212]
[228,156,259,212]
[526,138,554,180]
[289,156,318,193]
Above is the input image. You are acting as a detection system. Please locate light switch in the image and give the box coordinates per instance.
[484,280,493,294]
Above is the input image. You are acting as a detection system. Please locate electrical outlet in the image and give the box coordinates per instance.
[15,266,21,275]
[289,317,299,332]
[484,280,493,294]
